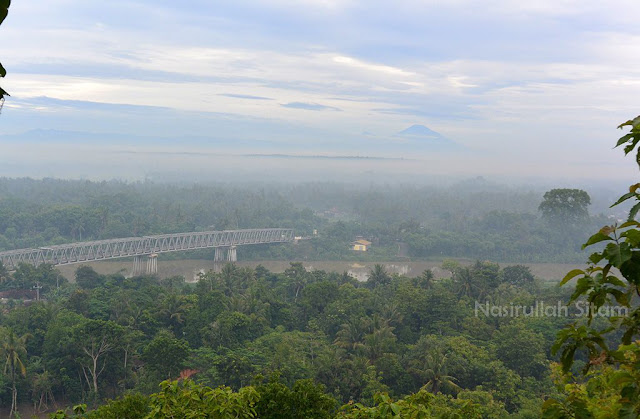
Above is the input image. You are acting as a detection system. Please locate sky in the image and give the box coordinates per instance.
[1,0,639,182]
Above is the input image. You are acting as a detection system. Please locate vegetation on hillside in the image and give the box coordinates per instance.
[0,260,566,417]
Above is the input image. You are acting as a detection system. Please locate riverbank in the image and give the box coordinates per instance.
[56,259,582,283]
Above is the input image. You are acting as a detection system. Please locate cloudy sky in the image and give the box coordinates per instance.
[1,0,639,181]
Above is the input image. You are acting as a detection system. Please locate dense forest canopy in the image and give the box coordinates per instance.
[0,260,571,417]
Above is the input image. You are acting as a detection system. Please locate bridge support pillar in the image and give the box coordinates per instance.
[147,254,158,275]
[214,246,237,272]
[228,246,237,262]
[133,256,145,276]
[214,247,225,264]
[133,254,158,276]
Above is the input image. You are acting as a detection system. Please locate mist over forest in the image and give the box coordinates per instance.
[3,0,640,417]
[0,176,626,264]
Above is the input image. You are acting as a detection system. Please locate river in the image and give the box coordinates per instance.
[56,259,582,283]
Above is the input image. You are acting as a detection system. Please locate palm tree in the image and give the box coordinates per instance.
[367,264,390,288]
[412,350,459,395]
[284,262,308,302]
[363,323,396,361]
[1,329,30,418]
[334,318,371,355]
[380,303,403,327]
[453,267,485,300]
[220,263,240,296]
[414,269,434,289]
[157,293,194,335]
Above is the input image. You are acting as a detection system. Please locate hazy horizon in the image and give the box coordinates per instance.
[1,1,639,181]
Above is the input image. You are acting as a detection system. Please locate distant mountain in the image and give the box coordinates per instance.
[397,124,444,138]
[394,124,460,150]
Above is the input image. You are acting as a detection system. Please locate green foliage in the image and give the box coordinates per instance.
[542,359,639,418]
[502,264,535,286]
[147,379,259,419]
[142,330,190,380]
[616,116,640,170]
[0,327,29,417]
[451,261,501,300]
[2,263,65,293]
[75,266,105,289]
[254,373,337,419]
[337,387,504,418]
[545,116,640,417]
[366,264,391,288]
[0,254,571,416]
[85,394,150,418]
[538,188,591,225]
[495,322,547,379]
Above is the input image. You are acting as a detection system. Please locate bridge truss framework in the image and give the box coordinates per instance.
[0,228,294,271]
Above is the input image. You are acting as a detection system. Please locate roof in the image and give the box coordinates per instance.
[352,239,371,246]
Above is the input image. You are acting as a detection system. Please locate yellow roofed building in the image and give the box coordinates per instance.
[351,239,371,252]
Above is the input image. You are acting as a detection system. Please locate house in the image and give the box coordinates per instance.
[351,239,371,252]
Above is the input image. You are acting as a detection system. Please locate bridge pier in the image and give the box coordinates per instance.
[214,246,237,271]
[228,246,237,262]
[133,254,158,276]
[147,254,158,275]
[133,255,145,276]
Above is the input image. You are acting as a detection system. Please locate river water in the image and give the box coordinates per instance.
[56,259,582,283]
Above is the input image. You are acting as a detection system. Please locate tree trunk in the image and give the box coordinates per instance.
[92,354,99,394]
[10,381,17,418]
[123,348,128,390]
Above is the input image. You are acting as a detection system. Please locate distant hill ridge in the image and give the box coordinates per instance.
[397,124,445,138]
[394,124,459,150]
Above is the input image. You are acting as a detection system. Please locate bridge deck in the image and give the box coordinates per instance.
[0,228,294,270]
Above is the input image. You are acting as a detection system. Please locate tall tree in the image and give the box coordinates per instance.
[367,264,391,288]
[411,350,459,395]
[284,262,309,302]
[452,267,484,300]
[502,265,535,287]
[538,188,591,225]
[334,318,370,355]
[142,330,190,380]
[75,266,105,289]
[73,319,124,398]
[1,328,29,418]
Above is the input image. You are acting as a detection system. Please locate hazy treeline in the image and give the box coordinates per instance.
[0,177,615,262]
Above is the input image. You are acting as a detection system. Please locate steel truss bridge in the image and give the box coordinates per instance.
[0,228,294,272]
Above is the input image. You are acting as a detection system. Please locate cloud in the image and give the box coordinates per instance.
[332,56,414,77]
[218,93,274,100]
[281,102,341,111]
[373,107,478,120]
[1,0,639,180]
